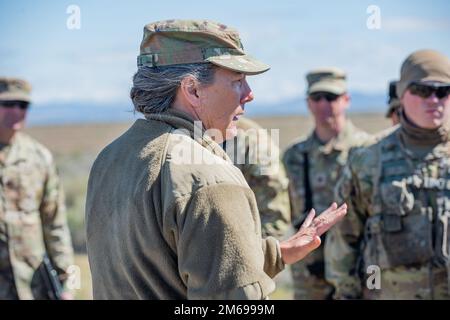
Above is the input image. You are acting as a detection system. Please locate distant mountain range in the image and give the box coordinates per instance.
[27,91,388,126]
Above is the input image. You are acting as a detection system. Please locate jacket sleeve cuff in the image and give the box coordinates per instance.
[261,237,285,278]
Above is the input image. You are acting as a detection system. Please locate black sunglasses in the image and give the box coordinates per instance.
[309,92,340,102]
[408,83,450,99]
[0,101,30,110]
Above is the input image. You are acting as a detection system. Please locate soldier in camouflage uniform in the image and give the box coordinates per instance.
[386,80,402,126]
[283,68,371,299]
[0,78,74,299]
[223,117,290,239]
[325,49,450,299]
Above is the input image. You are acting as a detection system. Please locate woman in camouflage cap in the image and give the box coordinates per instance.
[86,19,347,299]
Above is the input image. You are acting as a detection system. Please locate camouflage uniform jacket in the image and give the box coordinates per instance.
[326,127,450,299]
[282,120,371,299]
[224,117,291,239]
[0,132,73,299]
[283,120,372,225]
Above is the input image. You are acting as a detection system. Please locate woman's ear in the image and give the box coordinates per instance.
[180,76,201,107]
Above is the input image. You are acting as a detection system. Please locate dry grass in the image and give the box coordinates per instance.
[25,122,133,156]
[25,114,391,156]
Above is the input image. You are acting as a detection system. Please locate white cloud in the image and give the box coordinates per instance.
[232,18,408,103]
[383,17,450,32]
[13,13,449,107]
[26,50,136,105]
[32,86,130,105]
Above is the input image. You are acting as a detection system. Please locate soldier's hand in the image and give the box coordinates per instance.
[279,202,347,265]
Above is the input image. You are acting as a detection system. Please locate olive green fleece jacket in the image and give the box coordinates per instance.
[85,110,285,299]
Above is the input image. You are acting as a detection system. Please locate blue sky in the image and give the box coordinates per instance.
[1,0,449,114]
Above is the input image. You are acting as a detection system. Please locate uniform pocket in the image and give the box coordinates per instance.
[17,212,46,269]
[364,181,434,269]
[14,162,44,213]
[380,181,414,215]
[364,213,434,269]
[381,213,433,268]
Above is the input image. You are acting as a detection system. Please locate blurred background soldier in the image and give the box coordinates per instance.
[0,78,74,300]
[283,68,371,299]
[386,80,402,126]
[326,49,450,299]
[223,117,291,239]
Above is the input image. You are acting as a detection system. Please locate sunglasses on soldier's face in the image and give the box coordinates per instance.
[0,101,30,110]
[408,83,450,99]
[309,92,340,102]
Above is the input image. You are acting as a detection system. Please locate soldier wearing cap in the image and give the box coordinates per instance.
[222,117,291,239]
[0,78,74,299]
[386,80,402,125]
[85,20,347,300]
[283,67,371,299]
[325,49,450,299]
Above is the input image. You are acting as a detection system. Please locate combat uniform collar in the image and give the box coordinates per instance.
[398,134,450,161]
[399,111,450,160]
[144,109,231,163]
[400,110,449,146]
[308,120,356,155]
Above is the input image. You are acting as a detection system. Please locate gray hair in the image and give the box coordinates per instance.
[130,63,216,114]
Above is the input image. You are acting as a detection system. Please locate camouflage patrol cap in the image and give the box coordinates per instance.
[137,19,270,75]
[397,49,450,98]
[0,77,31,102]
[306,67,347,95]
[386,80,401,118]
